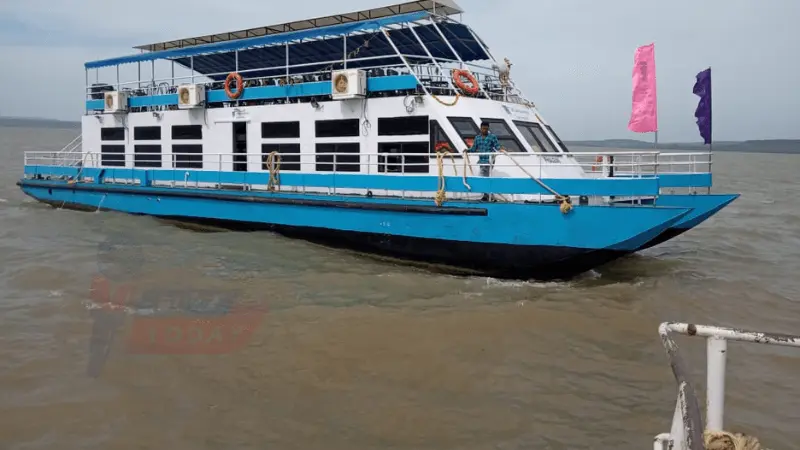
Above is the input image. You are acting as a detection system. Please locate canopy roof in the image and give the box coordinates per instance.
[135,0,464,52]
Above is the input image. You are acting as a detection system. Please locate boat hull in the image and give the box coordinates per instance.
[18,180,691,280]
[636,194,739,250]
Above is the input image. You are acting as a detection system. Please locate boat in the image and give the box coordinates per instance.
[17,0,738,280]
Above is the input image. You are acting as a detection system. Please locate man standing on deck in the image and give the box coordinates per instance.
[464,121,500,201]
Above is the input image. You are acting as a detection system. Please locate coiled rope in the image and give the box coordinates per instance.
[265,151,280,192]
[704,430,766,450]
[498,149,573,214]
[434,150,474,207]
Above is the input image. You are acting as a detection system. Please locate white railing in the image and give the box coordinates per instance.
[24,150,711,178]
[654,322,800,450]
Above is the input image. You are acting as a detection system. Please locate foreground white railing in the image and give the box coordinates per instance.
[655,322,800,450]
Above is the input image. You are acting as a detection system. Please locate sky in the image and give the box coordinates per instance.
[0,0,797,142]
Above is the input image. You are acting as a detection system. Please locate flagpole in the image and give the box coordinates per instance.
[708,66,712,193]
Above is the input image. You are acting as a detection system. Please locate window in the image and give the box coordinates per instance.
[101,127,125,141]
[378,116,429,136]
[447,117,480,148]
[315,119,359,138]
[101,145,125,167]
[480,118,525,153]
[546,125,570,153]
[315,143,360,172]
[134,145,162,168]
[262,144,300,171]
[262,121,300,139]
[173,144,203,169]
[513,121,557,153]
[429,120,460,158]
[172,125,203,140]
[134,126,161,141]
[378,142,429,174]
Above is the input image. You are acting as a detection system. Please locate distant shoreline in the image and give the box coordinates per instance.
[1,117,797,154]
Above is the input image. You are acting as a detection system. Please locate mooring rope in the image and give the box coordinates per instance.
[265,151,281,192]
[704,430,767,450]
[498,149,572,214]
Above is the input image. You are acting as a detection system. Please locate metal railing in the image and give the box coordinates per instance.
[24,150,710,178]
[654,322,800,450]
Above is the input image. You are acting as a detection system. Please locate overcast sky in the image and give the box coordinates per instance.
[0,0,797,142]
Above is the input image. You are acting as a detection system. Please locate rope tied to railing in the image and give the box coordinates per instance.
[434,150,457,207]
[265,151,281,192]
[498,149,572,214]
[704,430,765,450]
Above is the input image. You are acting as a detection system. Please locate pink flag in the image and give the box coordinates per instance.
[628,43,658,133]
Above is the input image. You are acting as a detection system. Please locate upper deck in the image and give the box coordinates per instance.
[83,0,532,113]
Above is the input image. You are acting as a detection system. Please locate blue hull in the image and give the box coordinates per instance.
[633,194,739,250]
[18,179,691,280]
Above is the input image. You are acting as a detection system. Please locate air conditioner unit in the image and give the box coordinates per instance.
[177,84,206,109]
[103,91,129,114]
[331,69,367,100]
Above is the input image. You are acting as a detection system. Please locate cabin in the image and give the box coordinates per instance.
[78,0,596,201]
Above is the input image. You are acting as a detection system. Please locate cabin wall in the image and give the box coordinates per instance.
[80,95,583,200]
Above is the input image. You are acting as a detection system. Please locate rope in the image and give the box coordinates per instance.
[704,430,765,450]
[434,150,458,207]
[498,149,573,214]
[265,151,280,192]
[431,93,460,106]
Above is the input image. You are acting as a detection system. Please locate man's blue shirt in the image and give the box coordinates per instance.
[466,133,500,164]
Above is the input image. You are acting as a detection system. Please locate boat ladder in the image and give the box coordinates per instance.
[655,322,800,450]
[56,134,83,167]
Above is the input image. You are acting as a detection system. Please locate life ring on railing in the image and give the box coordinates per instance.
[452,69,480,96]
[591,155,604,172]
[224,72,244,100]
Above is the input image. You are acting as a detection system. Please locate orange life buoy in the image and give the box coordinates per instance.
[591,155,604,172]
[435,142,452,153]
[452,69,480,96]
[224,72,244,100]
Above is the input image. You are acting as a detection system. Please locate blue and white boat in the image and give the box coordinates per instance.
[18,0,738,280]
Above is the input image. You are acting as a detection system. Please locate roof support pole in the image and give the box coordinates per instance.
[190,57,194,84]
[429,18,491,100]
[85,68,88,115]
[407,22,457,96]
[343,36,347,69]
[285,43,289,102]
[381,27,430,96]
[138,62,141,89]
[116,65,120,91]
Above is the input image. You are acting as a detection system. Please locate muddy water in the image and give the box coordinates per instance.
[1,125,799,449]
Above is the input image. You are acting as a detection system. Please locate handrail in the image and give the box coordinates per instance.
[23,150,712,175]
[655,322,800,450]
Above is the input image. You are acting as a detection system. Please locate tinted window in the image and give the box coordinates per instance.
[262,143,300,171]
[134,144,161,168]
[315,119,359,138]
[513,121,557,153]
[429,120,460,157]
[480,118,524,153]
[378,142,429,173]
[315,143,360,172]
[378,116,429,136]
[172,144,203,169]
[447,117,479,147]
[101,127,125,141]
[262,122,300,139]
[546,125,570,153]
[134,126,161,141]
[101,144,125,166]
[172,125,203,140]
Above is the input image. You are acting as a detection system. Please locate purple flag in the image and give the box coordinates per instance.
[693,68,712,145]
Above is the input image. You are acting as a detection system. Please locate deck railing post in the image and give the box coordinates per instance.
[706,336,727,431]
